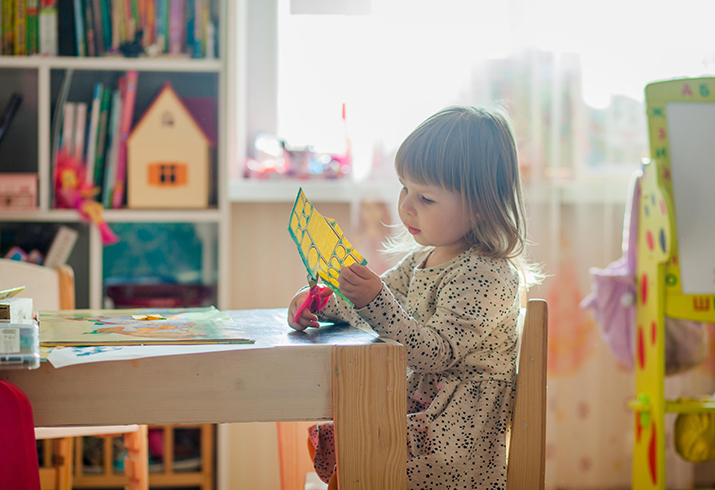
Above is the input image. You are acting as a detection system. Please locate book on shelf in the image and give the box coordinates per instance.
[44,225,78,268]
[111,69,137,209]
[155,0,167,52]
[185,0,193,56]
[39,0,58,55]
[61,101,76,155]
[1,0,219,58]
[90,0,104,55]
[110,0,119,50]
[1,0,12,55]
[145,0,154,47]
[26,0,38,54]
[92,85,111,200]
[13,0,27,56]
[102,84,122,208]
[82,0,95,56]
[168,0,184,55]
[72,101,87,162]
[50,69,73,208]
[57,0,76,55]
[98,0,110,51]
[192,0,205,59]
[72,0,85,56]
[84,82,102,185]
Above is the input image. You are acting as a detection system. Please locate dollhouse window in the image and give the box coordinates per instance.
[148,163,188,187]
[162,111,175,127]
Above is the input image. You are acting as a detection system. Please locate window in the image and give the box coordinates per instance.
[274,0,715,183]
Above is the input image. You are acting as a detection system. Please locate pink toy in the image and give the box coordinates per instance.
[54,151,119,245]
[581,171,710,375]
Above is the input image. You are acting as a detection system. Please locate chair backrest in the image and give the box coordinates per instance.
[507,298,548,490]
[0,259,75,310]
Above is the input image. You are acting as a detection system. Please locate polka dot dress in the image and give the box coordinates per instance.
[311,247,521,489]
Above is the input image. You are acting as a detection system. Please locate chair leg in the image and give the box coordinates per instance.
[124,425,149,490]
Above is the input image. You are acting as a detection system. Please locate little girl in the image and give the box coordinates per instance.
[288,105,540,489]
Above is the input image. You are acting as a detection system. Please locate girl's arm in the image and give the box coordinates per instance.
[378,252,419,304]
[313,252,419,326]
[357,266,519,373]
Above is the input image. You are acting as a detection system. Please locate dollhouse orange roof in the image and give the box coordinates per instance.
[129,82,216,146]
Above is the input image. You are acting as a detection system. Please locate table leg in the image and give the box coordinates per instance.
[332,342,407,490]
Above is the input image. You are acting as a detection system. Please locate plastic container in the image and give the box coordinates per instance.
[0,320,40,370]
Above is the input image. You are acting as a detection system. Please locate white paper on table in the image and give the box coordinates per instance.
[47,343,269,369]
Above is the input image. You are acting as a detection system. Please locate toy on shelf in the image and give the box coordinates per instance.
[127,82,213,209]
[628,77,715,490]
[54,150,118,245]
[245,103,352,180]
[0,173,37,210]
[245,133,351,180]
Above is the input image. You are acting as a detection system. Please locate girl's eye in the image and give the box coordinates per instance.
[421,196,435,204]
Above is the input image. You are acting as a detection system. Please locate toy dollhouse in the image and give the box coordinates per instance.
[126,82,213,209]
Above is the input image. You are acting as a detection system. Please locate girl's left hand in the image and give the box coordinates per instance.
[339,263,382,309]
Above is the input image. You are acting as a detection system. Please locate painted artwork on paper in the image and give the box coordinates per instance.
[288,188,367,303]
[38,306,252,345]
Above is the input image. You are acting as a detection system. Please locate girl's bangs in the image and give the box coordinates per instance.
[395,129,458,189]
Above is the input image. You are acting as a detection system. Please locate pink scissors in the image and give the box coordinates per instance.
[294,276,333,325]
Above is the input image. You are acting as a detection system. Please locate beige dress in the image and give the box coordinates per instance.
[312,247,521,489]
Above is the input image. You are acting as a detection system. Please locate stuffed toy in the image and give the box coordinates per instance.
[54,150,118,245]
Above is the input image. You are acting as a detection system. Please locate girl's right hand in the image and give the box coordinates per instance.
[287,290,320,331]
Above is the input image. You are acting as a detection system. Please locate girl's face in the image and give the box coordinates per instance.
[398,177,472,262]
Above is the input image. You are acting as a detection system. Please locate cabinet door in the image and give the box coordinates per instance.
[0,69,39,176]
[102,222,218,308]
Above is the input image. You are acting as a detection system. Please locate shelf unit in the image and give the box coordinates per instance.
[0,6,233,310]
[72,424,216,490]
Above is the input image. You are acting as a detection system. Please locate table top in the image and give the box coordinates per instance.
[1,308,386,427]
[231,308,379,348]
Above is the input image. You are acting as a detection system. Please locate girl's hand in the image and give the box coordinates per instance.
[339,263,382,309]
[287,291,320,331]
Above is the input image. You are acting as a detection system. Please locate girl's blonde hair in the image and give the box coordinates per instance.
[386,105,541,287]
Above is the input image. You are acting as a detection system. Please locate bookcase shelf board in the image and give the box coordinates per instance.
[0,56,222,72]
[0,209,223,223]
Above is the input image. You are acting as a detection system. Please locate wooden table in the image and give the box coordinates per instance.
[1,309,407,490]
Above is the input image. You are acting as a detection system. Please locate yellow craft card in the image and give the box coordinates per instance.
[288,188,366,304]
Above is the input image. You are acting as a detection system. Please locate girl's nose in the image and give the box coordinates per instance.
[400,196,416,216]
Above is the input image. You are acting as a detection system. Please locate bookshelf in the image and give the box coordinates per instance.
[0,0,234,311]
[0,0,238,489]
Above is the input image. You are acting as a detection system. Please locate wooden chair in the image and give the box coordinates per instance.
[506,298,549,490]
[0,259,149,490]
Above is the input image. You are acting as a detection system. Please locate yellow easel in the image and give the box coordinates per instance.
[631,77,715,489]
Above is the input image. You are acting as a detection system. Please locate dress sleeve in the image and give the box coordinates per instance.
[314,252,418,328]
[356,266,519,373]
[377,252,418,304]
